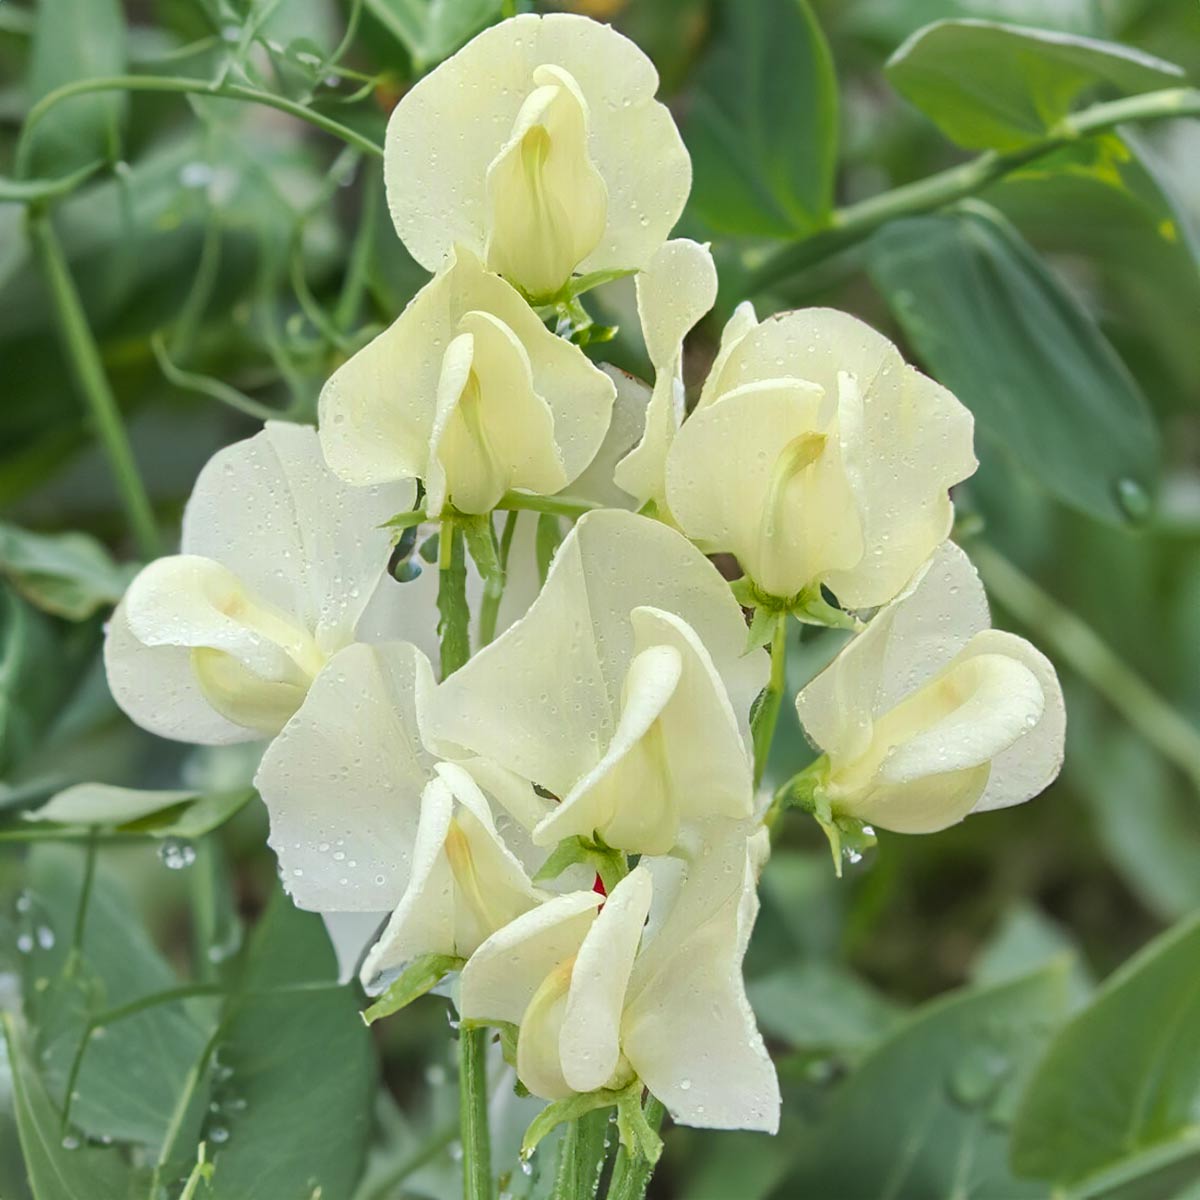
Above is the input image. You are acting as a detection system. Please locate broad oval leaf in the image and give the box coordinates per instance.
[767,964,1072,1199]
[0,522,133,621]
[886,19,1183,150]
[1011,914,1200,1187]
[2,1015,135,1200]
[866,204,1160,525]
[203,892,375,1200]
[25,0,127,175]
[685,0,838,238]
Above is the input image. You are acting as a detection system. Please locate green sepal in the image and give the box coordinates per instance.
[521,1079,652,1163]
[535,513,564,584]
[731,575,863,632]
[361,953,465,1026]
[460,513,504,592]
[615,1085,663,1165]
[534,834,627,893]
[779,764,877,877]
[436,522,470,677]
[380,508,427,532]
[745,603,780,653]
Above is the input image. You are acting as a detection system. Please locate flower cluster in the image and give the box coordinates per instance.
[104,12,1064,1142]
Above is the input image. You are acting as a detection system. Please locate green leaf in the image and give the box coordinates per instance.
[25,0,127,175]
[886,19,1183,150]
[749,962,902,1054]
[27,783,253,839]
[992,132,1200,405]
[971,902,1093,1007]
[768,965,1072,1199]
[365,0,502,72]
[532,835,625,893]
[22,844,210,1149]
[2,1014,134,1200]
[204,891,376,1200]
[685,0,838,237]
[846,0,1104,46]
[0,523,132,620]
[362,953,464,1024]
[866,203,1160,525]
[1011,915,1200,1186]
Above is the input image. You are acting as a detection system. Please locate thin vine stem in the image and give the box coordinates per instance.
[15,74,384,178]
[751,613,790,788]
[973,542,1200,792]
[746,85,1200,293]
[28,212,161,558]
[605,1097,665,1200]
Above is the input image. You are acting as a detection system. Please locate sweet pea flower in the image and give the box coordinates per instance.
[460,831,779,1132]
[794,541,1065,834]
[319,246,614,516]
[253,641,554,981]
[613,239,717,513]
[104,423,412,745]
[431,510,767,855]
[384,13,691,301]
[665,307,978,609]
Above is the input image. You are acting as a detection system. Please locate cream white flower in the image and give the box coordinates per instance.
[460,832,779,1132]
[430,510,767,855]
[613,239,717,512]
[794,541,1065,834]
[384,13,691,300]
[665,307,977,608]
[253,641,552,980]
[103,423,412,745]
[319,246,614,516]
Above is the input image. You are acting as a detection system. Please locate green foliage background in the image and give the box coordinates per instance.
[1,1,1200,1197]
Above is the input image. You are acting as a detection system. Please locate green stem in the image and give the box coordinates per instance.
[973,543,1200,793]
[746,85,1200,294]
[16,74,384,178]
[0,161,104,205]
[606,1097,664,1200]
[438,520,471,678]
[552,1108,611,1200]
[479,510,517,648]
[459,1026,493,1200]
[498,491,600,520]
[29,213,160,558]
[751,613,789,788]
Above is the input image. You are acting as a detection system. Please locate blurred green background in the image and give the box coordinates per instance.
[2,1,1199,1197]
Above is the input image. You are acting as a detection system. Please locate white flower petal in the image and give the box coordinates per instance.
[535,642,683,853]
[182,422,408,650]
[103,599,253,745]
[320,247,613,495]
[795,542,989,762]
[560,866,653,1094]
[571,366,652,509]
[666,379,864,598]
[431,510,766,795]
[254,642,436,912]
[968,630,1066,814]
[614,239,717,509]
[459,889,602,1027]
[689,308,976,608]
[484,63,609,299]
[385,14,689,285]
[696,301,758,409]
[624,835,778,1132]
